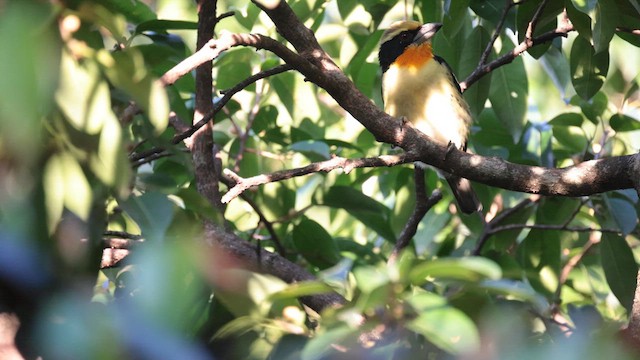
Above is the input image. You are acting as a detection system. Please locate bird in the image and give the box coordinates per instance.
[378,20,481,214]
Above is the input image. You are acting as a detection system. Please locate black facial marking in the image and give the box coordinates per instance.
[378,29,420,73]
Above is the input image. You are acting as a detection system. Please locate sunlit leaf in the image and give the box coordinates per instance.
[301,326,358,360]
[98,49,169,134]
[406,291,480,354]
[269,281,334,301]
[323,186,395,242]
[570,36,609,100]
[610,113,640,132]
[410,257,502,284]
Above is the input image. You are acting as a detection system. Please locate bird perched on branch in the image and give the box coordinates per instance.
[378,20,481,214]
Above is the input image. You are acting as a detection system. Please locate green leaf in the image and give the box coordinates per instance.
[571,0,598,12]
[600,233,639,313]
[604,193,639,235]
[323,186,395,242]
[292,218,341,269]
[94,0,156,24]
[443,0,471,38]
[489,38,528,142]
[610,113,640,132]
[540,45,572,96]
[460,26,492,118]
[565,0,593,40]
[570,36,609,100]
[516,0,563,58]
[269,281,333,301]
[98,49,169,134]
[470,0,516,28]
[478,279,548,310]
[548,113,585,127]
[289,140,331,160]
[410,257,502,284]
[119,191,174,241]
[301,326,357,360]
[135,20,198,34]
[405,291,480,354]
[353,265,391,294]
[552,126,588,153]
[592,0,619,53]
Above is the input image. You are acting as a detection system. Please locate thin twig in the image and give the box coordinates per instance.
[478,0,515,66]
[129,64,293,165]
[461,17,573,91]
[488,223,620,235]
[172,63,293,144]
[553,232,601,304]
[389,167,442,264]
[473,196,540,255]
[221,154,412,203]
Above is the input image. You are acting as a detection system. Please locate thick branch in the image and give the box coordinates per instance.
[204,223,345,312]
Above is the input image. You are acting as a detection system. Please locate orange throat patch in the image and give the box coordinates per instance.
[394,43,433,69]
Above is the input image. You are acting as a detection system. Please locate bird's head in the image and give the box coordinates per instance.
[378,21,443,73]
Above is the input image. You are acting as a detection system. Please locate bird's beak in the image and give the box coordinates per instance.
[412,23,443,45]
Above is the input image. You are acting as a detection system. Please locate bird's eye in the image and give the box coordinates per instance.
[398,32,413,44]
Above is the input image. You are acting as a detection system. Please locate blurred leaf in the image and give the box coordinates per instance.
[289,140,331,160]
[91,0,156,24]
[353,266,390,294]
[269,281,333,301]
[477,279,548,310]
[292,218,341,269]
[489,37,528,142]
[135,20,198,34]
[56,52,109,134]
[600,233,638,313]
[570,36,609,100]
[553,125,588,153]
[609,113,640,132]
[301,326,357,360]
[98,49,169,134]
[548,113,585,127]
[406,291,480,354]
[212,269,290,319]
[410,257,502,284]
[119,191,174,241]
[323,186,395,242]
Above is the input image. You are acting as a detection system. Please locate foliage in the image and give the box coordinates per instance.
[1,0,640,359]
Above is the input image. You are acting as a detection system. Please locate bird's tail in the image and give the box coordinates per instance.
[444,173,482,215]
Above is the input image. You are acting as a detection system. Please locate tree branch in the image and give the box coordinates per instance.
[204,222,346,313]
[389,167,442,264]
[460,10,573,91]
[221,154,412,203]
